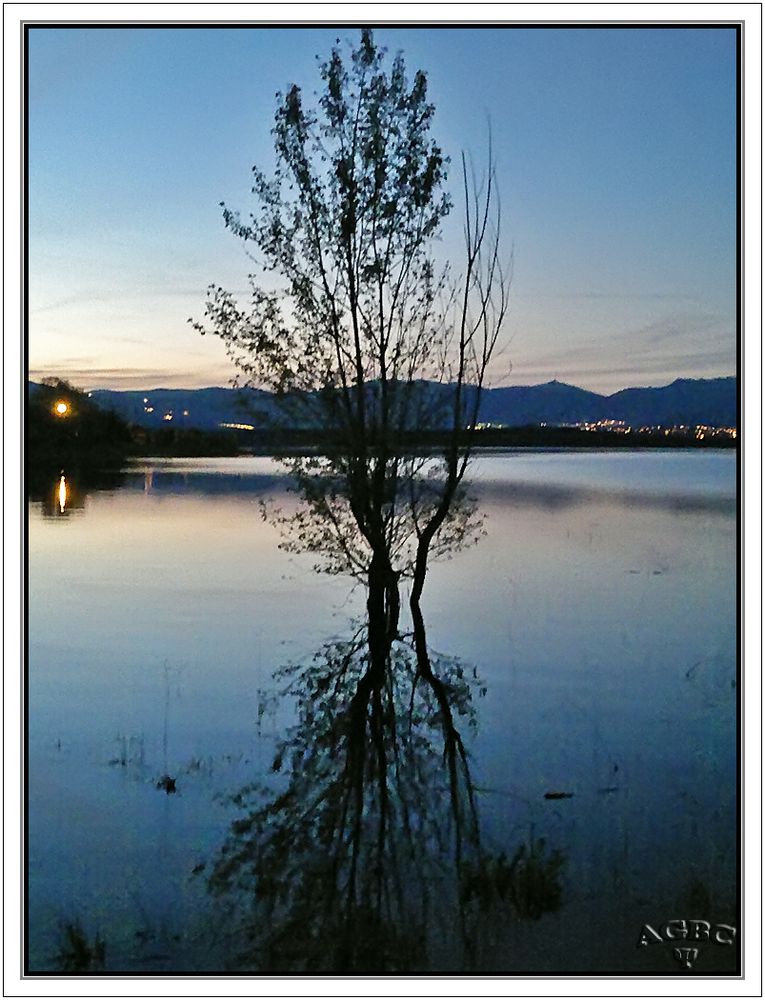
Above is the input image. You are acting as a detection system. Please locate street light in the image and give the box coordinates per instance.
[53,400,70,417]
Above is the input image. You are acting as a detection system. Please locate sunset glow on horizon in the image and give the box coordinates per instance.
[28,24,738,396]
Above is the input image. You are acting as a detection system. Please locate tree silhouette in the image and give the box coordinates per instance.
[192,29,510,601]
[194,34,535,972]
[28,378,132,466]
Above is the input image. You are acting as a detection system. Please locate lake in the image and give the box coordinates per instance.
[27,449,738,974]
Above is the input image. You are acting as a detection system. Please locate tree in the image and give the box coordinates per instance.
[193,30,509,608]
[27,378,132,466]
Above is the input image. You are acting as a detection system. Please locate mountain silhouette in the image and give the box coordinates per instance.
[28,376,736,431]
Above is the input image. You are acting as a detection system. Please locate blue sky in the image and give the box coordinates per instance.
[27,24,738,393]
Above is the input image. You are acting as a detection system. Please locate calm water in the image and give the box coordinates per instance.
[27,450,738,974]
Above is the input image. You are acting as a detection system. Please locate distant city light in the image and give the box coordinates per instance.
[219,422,255,431]
[562,418,736,441]
[53,400,70,416]
[58,475,67,513]
[163,413,173,421]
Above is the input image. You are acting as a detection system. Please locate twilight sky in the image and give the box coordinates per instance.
[27,24,738,394]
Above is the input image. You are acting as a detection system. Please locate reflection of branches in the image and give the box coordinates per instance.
[268,452,485,582]
[208,597,565,973]
[190,39,555,963]
[210,612,480,971]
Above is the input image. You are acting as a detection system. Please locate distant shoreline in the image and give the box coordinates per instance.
[223,425,737,457]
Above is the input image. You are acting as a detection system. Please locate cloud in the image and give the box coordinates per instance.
[504,354,735,382]
[515,311,733,376]
[29,356,97,368]
[513,290,701,303]
[488,329,736,390]
[29,287,213,315]
[28,364,236,391]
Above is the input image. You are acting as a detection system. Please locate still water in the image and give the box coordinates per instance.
[27,450,737,974]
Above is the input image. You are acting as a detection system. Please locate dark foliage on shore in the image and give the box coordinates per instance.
[27,379,133,469]
[28,379,244,466]
[236,424,735,456]
[130,426,241,457]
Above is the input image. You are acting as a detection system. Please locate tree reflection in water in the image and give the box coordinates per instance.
[187,29,565,970]
[208,594,565,973]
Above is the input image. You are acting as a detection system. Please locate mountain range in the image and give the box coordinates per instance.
[30,377,737,432]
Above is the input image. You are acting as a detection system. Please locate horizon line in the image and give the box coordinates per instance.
[28,373,737,397]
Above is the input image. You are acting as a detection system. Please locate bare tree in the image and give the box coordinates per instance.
[192,29,510,632]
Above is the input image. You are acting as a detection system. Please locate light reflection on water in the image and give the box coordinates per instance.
[27,451,737,973]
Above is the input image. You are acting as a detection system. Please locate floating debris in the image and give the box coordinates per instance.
[55,920,105,972]
[543,791,573,800]
[156,774,177,794]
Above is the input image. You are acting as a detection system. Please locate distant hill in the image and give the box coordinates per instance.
[28,376,737,432]
[605,378,737,428]
[479,380,610,426]
[84,386,278,430]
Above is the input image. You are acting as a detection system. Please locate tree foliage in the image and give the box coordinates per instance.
[193,29,510,587]
[28,379,132,464]
[192,36,566,972]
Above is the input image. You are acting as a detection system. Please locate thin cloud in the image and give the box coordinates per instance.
[29,364,237,391]
[30,287,213,314]
[497,355,735,392]
[521,312,731,372]
[513,290,701,303]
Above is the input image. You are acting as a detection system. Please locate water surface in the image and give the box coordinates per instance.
[27,450,737,973]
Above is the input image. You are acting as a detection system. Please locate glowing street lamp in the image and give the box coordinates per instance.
[53,400,70,417]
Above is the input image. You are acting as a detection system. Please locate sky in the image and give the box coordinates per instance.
[27,23,738,394]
